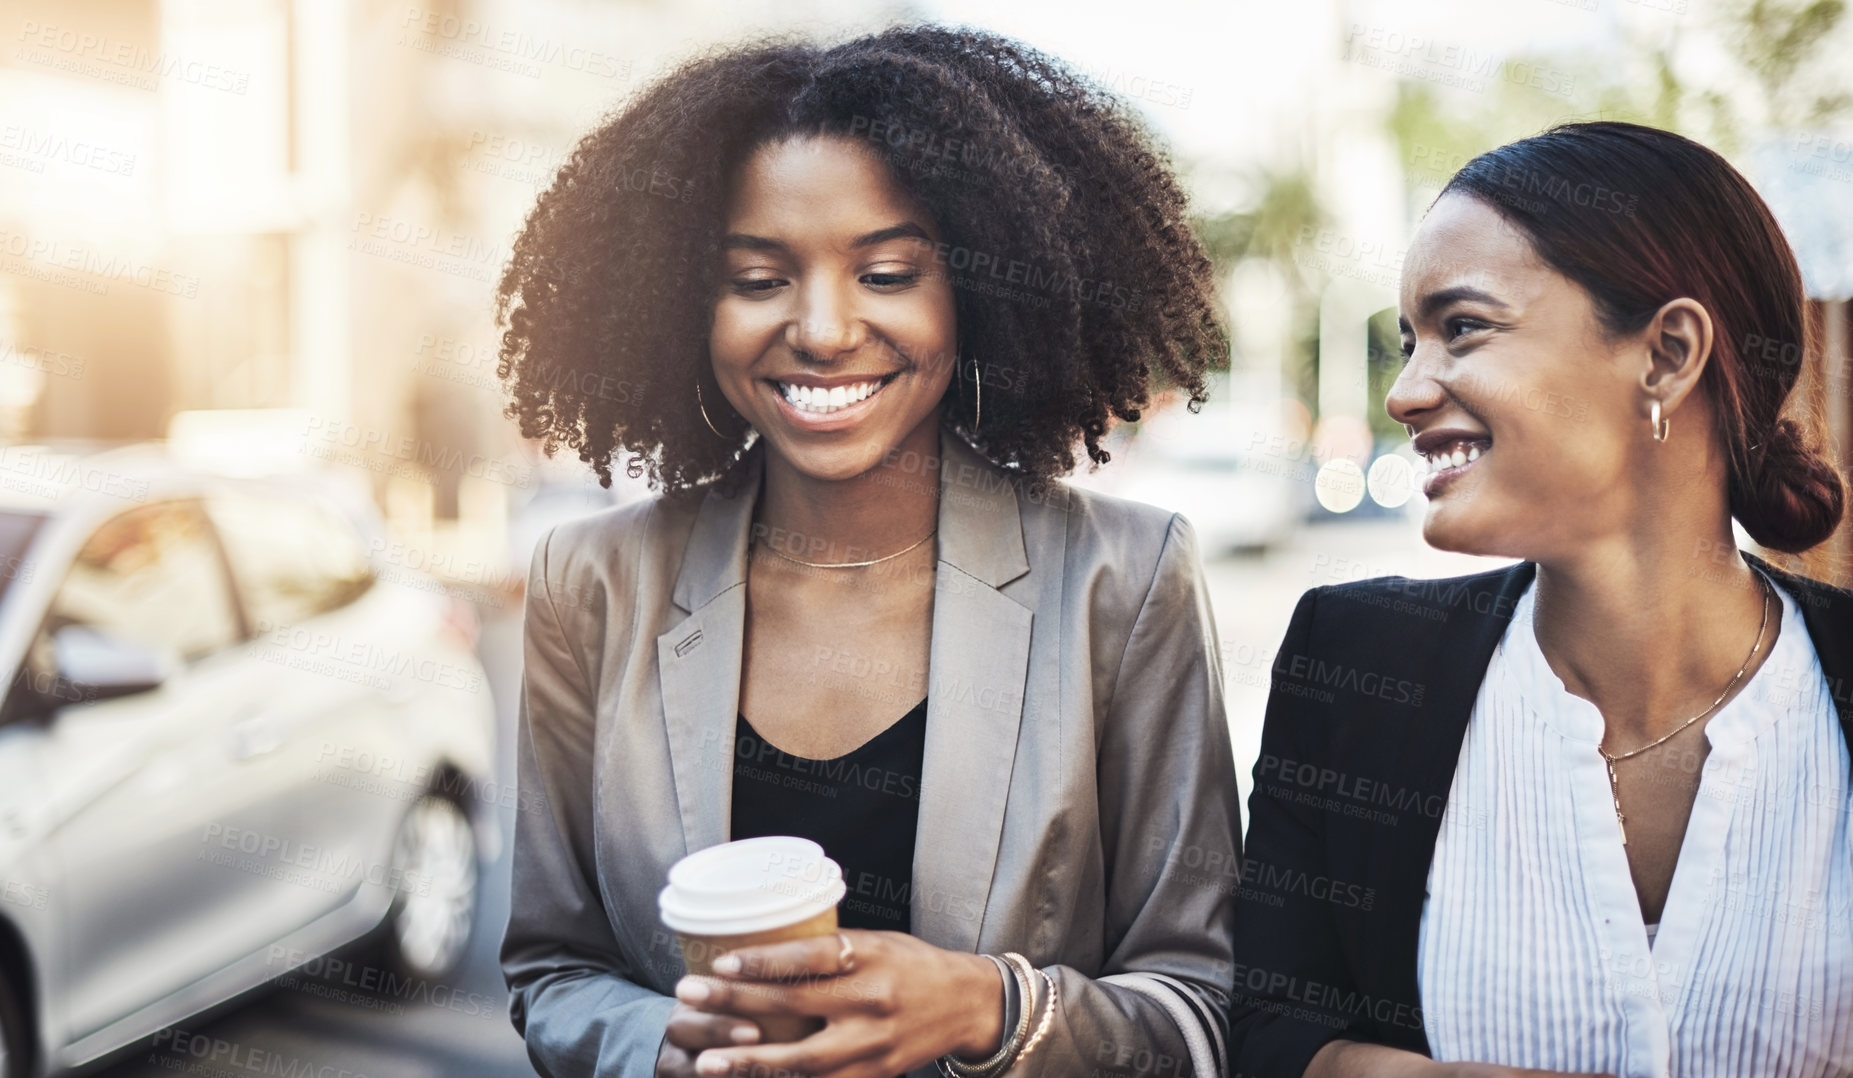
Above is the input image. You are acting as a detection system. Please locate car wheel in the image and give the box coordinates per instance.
[379,793,478,981]
[0,974,25,1078]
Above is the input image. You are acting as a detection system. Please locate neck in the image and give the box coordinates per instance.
[754,417,943,565]
[1530,519,1776,748]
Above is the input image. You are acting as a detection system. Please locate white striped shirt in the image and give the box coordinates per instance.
[1417,572,1853,1078]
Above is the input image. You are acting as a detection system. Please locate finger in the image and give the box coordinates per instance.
[677,969,882,1020]
[655,1041,698,1078]
[820,1057,914,1078]
[692,1020,885,1078]
[713,931,859,981]
[664,1006,763,1051]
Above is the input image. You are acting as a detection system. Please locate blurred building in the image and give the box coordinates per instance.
[1,0,1848,583]
[0,0,905,581]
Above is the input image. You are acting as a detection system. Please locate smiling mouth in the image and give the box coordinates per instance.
[770,372,901,415]
[1419,436,1491,476]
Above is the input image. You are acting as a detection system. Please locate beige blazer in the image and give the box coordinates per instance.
[500,426,1241,1077]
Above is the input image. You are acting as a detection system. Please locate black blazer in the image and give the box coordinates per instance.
[1226,552,1853,1078]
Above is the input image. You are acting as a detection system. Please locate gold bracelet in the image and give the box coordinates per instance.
[1001,953,1058,1066]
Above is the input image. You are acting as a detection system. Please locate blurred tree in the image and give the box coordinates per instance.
[1365,308,1405,441]
[1195,167,1329,411]
[1383,0,1850,181]
[1733,0,1849,127]
[1194,0,1848,439]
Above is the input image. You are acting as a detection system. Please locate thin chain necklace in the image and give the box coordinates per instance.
[1597,572,1773,846]
[755,526,936,569]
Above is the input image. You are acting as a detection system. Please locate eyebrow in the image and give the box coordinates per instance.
[1415,285,1510,320]
[720,221,935,253]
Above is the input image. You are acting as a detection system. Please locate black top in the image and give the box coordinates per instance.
[730,697,929,933]
[1227,552,1853,1077]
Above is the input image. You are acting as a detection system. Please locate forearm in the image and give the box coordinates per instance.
[1010,964,1225,1076]
[1065,514,1232,1076]
[945,951,1008,1059]
[511,967,678,1078]
[1305,1039,1445,1078]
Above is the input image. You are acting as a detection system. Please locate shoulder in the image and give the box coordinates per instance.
[1261,564,1531,772]
[526,490,699,617]
[539,491,681,558]
[1017,474,1191,578]
[534,494,658,577]
[1006,480,1220,676]
[1748,554,1853,708]
[1754,553,1853,619]
[940,426,1177,559]
[1284,562,1534,654]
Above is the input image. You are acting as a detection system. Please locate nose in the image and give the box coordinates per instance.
[785,278,866,360]
[1385,344,1448,432]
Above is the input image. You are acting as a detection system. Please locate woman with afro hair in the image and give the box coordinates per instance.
[497,25,1239,1078]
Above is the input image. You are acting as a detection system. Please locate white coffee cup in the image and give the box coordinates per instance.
[659,836,847,1042]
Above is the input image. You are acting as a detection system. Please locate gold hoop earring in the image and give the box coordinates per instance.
[1650,399,1670,443]
[695,380,728,439]
[953,352,982,436]
[971,356,983,437]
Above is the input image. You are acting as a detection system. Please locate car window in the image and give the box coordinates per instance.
[0,511,47,604]
[205,493,374,630]
[51,499,241,664]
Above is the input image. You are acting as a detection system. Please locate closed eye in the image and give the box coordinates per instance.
[730,277,787,296]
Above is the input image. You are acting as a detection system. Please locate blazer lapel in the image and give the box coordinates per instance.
[1364,561,1536,1048]
[1744,551,1853,767]
[653,426,1037,948]
[910,429,1033,954]
[658,448,762,857]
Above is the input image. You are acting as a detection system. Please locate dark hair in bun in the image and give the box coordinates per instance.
[1743,416,1845,553]
[1441,121,1845,553]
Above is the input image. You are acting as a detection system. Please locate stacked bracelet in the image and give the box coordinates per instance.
[1000,952,1058,1066]
[988,954,1022,1043]
[936,952,1059,1076]
[936,954,1031,1077]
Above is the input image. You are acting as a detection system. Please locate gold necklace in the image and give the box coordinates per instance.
[755,526,936,569]
[1597,573,1773,846]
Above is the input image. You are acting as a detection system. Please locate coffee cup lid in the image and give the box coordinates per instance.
[658,836,846,935]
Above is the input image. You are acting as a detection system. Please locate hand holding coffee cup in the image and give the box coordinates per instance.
[660,839,1010,1078]
[658,836,848,1045]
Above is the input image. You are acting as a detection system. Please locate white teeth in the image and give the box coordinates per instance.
[778,379,884,414]
[1418,440,1489,470]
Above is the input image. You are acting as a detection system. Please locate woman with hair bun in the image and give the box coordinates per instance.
[1229,121,1853,1077]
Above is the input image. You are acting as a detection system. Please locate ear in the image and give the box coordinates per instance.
[1637,297,1713,419]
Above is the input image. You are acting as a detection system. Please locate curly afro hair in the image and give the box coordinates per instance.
[494,24,1228,494]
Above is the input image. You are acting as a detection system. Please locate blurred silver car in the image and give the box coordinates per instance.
[0,443,496,1077]
[1066,398,1307,555]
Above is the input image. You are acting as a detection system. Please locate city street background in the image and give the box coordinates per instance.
[1,0,1848,1073]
